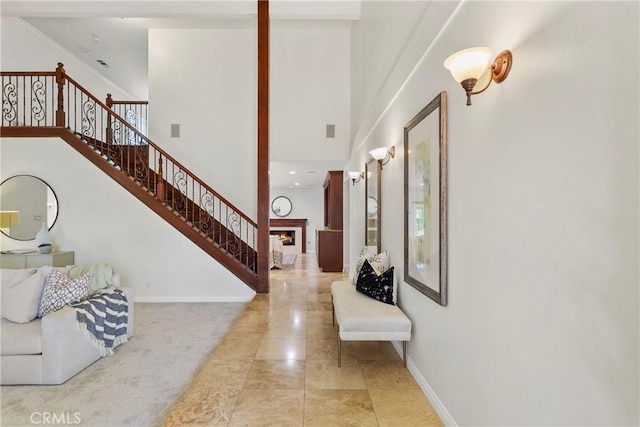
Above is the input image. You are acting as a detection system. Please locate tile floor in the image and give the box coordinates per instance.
[163,254,442,426]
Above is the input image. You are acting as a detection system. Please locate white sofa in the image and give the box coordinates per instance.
[1,266,134,385]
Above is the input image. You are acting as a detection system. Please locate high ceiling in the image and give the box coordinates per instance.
[2,1,360,188]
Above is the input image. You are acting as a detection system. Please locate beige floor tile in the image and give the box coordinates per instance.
[359,360,421,390]
[307,310,334,326]
[308,292,332,303]
[245,294,276,311]
[307,322,338,339]
[305,359,365,389]
[243,360,306,389]
[268,308,308,324]
[255,336,307,360]
[227,389,304,427]
[307,300,333,311]
[274,299,309,311]
[304,389,377,427]
[369,388,443,426]
[210,332,264,360]
[306,337,344,361]
[342,340,402,361]
[190,360,253,391]
[164,386,241,426]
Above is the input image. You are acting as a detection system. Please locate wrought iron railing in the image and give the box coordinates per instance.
[106,94,148,142]
[1,63,257,273]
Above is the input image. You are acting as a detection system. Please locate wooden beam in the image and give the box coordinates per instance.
[256,0,270,293]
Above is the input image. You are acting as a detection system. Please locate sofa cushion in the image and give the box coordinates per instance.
[2,271,46,323]
[355,260,395,305]
[38,270,90,318]
[0,317,42,355]
[1,268,37,290]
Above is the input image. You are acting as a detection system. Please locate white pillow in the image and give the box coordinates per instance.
[352,247,390,285]
[2,271,46,323]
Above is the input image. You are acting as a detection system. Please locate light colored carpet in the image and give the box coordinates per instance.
[0,302,246,427]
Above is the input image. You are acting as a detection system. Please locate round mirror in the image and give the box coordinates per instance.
[367,196,378,218]
[271,196,292,217]
[0,175,59,241]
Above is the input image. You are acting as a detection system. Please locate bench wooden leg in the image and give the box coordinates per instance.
[337,334,342,367]
[403,341,407,368]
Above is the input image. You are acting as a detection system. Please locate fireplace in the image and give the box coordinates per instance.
[271,230,295,246]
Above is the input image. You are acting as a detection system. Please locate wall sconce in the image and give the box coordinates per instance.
[369,146,395,169]
[347,171,363,186]
[444,47,512,106]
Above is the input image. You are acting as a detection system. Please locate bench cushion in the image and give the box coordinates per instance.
[331,281,411,341]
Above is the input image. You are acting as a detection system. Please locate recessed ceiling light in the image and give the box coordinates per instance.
[289,171,296,175]
[306,171,316,174]
[91,34,102,43]
[294,183,300,186]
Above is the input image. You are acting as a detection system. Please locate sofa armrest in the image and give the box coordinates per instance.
[41,305,102,384]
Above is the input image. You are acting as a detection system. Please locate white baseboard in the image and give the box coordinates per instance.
[134,296,253,303]
[391,341,457,426]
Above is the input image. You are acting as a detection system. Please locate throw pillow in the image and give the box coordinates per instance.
[38,269,91,318]
[352,246,377,285]
[1,271,46,323]
[356,259,395,305]
[66,264,113,295]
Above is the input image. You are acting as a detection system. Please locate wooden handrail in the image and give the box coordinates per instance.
[0,71,55,76]
[61,71,257,228]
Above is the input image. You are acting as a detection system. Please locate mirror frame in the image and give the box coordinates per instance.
[365,158,381,253]
[271,196,293,217]
[0,175,59,241]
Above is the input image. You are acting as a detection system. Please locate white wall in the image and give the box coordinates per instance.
[0,138,255,302]
[269,186,323,253]
[148,27,257,219]
[0,17,254,302]
[349,1,639,425]
[0,17,132,101]
[271,20,351,163]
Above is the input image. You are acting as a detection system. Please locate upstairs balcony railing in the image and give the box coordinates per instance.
[1,63,257,274]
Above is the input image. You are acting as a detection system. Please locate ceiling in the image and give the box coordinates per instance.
[3,1,359,189]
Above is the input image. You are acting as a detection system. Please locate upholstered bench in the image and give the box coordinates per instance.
[331,280,412,367]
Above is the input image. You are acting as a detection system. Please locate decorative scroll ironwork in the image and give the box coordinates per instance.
[2,82,17,124]
[31,79,47,124]
[81,99,96,138]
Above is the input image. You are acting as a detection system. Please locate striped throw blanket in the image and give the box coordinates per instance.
[71,288,129,357]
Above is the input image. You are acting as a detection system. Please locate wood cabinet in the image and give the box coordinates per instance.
[0,251,75,269]
[317,171,343,272]
[316,230,343,272]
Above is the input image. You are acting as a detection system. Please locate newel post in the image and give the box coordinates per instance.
[55,63,66,127]
[105,93,113,143]
[156,155,165,202]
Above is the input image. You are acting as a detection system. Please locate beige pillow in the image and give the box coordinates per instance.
[1,271,46,323]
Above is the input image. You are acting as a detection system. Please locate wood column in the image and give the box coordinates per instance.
[256,0,270,293]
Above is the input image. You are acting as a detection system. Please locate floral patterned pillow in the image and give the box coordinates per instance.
[38,269,90,318]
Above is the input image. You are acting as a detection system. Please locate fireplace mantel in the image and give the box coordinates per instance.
[269,218,307,253]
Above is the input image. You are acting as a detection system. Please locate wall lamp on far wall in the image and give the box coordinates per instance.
[347,171,363,186]
[444,47,513,106]
[369,145,395,169]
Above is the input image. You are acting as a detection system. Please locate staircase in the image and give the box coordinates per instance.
[1,63,260,291]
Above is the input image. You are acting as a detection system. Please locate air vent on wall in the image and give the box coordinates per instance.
[96,59,109,68]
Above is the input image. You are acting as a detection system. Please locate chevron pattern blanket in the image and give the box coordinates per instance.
[72,288,129,356]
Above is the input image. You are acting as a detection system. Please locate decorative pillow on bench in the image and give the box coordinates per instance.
[352,247,390,285]
[356,259,395,305]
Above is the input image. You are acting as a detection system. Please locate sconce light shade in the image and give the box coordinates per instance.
[444,47,513,106]
[0,211,20,228]
[444,47,492,83]
[369,147,390,161]
[347,171,363,186]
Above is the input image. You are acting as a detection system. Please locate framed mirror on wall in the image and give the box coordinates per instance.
[365,158,381,253]
[0,175,59,241]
